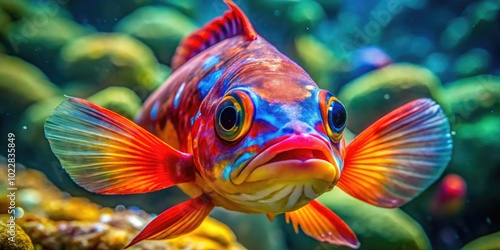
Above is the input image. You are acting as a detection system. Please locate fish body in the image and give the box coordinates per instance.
[44,1,453,248]
[137,34,340,214]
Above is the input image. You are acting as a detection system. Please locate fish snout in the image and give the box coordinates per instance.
[231,134,341,195]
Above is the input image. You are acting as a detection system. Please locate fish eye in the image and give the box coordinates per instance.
[321,92,347,142]
[215,90,254,142]
[220,106,238,130]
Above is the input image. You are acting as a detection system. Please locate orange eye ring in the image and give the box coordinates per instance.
[215,90,254,142]
[320,91,347,142]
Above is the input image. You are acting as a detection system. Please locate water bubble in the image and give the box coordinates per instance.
[115,204,126,212]
[22,126,27,130]
[486,217,492,224]
[13,207,24,219]
[451,131,456,135]
[384,94,390,99]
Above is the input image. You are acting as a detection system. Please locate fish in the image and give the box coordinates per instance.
[43,0,453,248]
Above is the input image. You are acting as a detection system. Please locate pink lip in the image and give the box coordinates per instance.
[230,135,338,185]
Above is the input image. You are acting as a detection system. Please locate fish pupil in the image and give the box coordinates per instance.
[329,101,347,131]
[220,106,238,130]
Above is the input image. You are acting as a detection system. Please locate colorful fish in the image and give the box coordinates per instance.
[44,1,453,248]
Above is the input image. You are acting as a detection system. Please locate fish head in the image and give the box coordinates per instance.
[192,65,348,212]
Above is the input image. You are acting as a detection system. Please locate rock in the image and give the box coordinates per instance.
[461,231,500,250]
[0,163,245,250]
[442,75,500,124]
[294,34,345,90]
[169,217,246,250]
[0,55,60,112]
[5,16,90,82]
[114,6,198,65]
[338,63,443,133]
[0,216,34,250]
[59,33,162,93]
[282,188,432,250]
[18,214,134,250]
[0,165,64,215]
[44,197,101,222]
[88,86,143,120]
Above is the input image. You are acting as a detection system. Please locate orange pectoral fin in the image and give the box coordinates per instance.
[44,97,195,195]
[285,200,359,249]
[340,98,453,208]
[125,195,214,248]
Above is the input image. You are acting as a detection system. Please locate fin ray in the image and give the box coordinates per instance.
[339,98,453,207]
[172,0,257,70]
[125,195,214,248]
[44,97,195,194]
[285,200,360,248]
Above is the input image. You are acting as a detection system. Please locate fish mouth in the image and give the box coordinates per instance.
[231,135,340,186]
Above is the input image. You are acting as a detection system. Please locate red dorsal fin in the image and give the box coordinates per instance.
[171,0,257,71]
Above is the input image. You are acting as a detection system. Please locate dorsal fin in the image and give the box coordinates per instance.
[171,0,257,71]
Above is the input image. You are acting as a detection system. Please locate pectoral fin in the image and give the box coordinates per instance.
[339,98,453,207]
[125,195,214,248]
[44,97,195,195]
[285,200,359,248]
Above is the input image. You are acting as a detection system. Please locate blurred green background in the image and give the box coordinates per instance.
[0,0,499,249]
